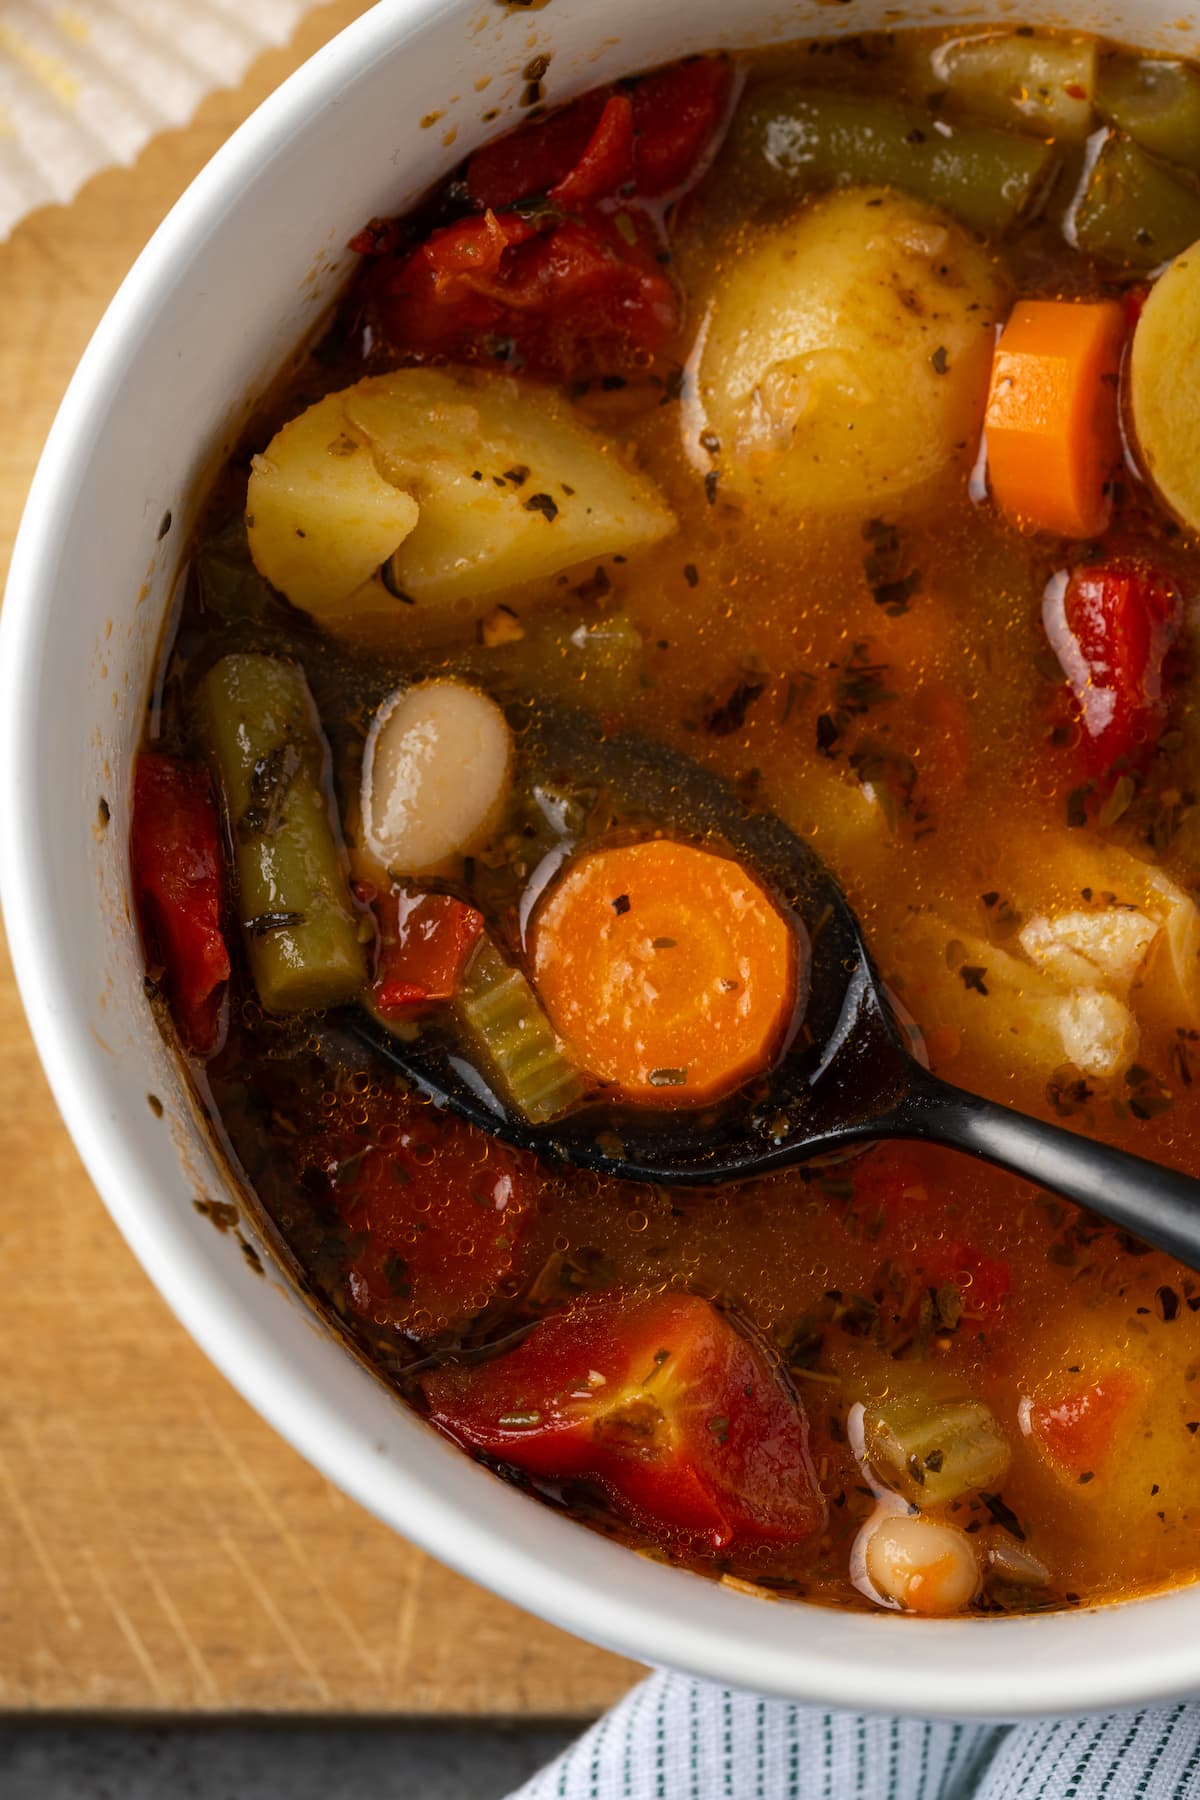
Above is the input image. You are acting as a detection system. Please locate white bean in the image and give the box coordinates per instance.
[862,1514,979,1616]
[361,680,512,876]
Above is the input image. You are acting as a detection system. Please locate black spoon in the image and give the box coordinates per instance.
[352,700,1200,1269]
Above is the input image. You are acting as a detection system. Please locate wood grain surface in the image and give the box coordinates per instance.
[0,0,641,1718]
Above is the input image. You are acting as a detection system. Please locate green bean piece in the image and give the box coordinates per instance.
[197,654,368,1014]
[1069,131,1200,269]
[457,937,585,1125]
[1097,57,1200,170]
[929,34,1097,141]
[863,1392,1011,1507]
[727,87,1058,236]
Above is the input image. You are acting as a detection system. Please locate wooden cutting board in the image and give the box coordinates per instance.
[0,0,641,1718]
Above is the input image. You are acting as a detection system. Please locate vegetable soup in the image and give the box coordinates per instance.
[133,29,1200,1616]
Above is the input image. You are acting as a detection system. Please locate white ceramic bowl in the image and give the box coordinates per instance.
[5,0,1200,1719]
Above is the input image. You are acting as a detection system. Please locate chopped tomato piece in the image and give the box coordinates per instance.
[373,889,483,1016]
[423,208,539,291]
[131,752,230,1056]
[1044,559,1181,780]
[423,1292,824,1550]
[466,91,611,209]
[376,209,678,377]
[630,57,734,196]
[377,209,538,352]
[550,95,635,207]
[465,60,730,210]
[498,212,676,347]
[1028,1371,1140,1478]
[334,1115,533,1334]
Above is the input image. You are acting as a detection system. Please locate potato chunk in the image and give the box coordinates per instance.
[248,367,675,638]
[1055,988,1138,1080]
[897,918,1138,1081]
[1018,907,1159,996]
[689,187,1005,515]
[246,394,419,616]
[1143,870,1200,1022]
[1131,242,1200,532]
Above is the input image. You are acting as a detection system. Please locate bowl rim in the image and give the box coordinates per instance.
[5,0,1200,1719]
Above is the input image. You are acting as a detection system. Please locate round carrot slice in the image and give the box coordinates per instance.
[529,838,798,1106]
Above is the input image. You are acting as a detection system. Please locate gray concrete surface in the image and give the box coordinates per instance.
[0,1723,577,1799]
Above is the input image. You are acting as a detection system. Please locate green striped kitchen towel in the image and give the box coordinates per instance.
[506,1671,1200,1798]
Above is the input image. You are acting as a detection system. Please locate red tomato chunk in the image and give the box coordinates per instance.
[1044,559,1181,782]
[335,1116,533,1335]
[550,95,635,208]
[374,208,678,379]
[1029,1372,1140,1478]
[626,58,734,197]
[424,1292,824,1551]
[372,888,483,1016]
[370,57,731,378]
[131,752,230,1056]
[465,59,732,208]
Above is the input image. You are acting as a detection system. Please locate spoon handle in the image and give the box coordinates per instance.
[891,1064,1200,1267]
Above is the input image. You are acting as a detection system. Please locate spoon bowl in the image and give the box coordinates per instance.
[354,701,1200,1267]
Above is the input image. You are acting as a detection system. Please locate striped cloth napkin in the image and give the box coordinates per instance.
[0,1,316,241]
[506,1670,1200,1799]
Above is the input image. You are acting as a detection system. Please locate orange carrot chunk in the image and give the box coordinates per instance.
[529,839,797,1106]
[984,298,1124,539]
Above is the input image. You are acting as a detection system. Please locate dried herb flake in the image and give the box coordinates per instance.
[523,492,559,521]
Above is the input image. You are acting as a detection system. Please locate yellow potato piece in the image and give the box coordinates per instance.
[345,368,674,602]
[1131,241,1200,532]
[894,917,1138,1080]
[972,828,1200,1031]
[1017,907,1159,996]
[247,366,675,638]
[246,393,419,616]
[688,187,1006,516]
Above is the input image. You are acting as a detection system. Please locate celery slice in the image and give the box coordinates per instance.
[457,938,586,1125]
[864,1393,1011,1505]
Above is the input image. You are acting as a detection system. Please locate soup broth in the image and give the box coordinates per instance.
[134,28,1200,1616]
